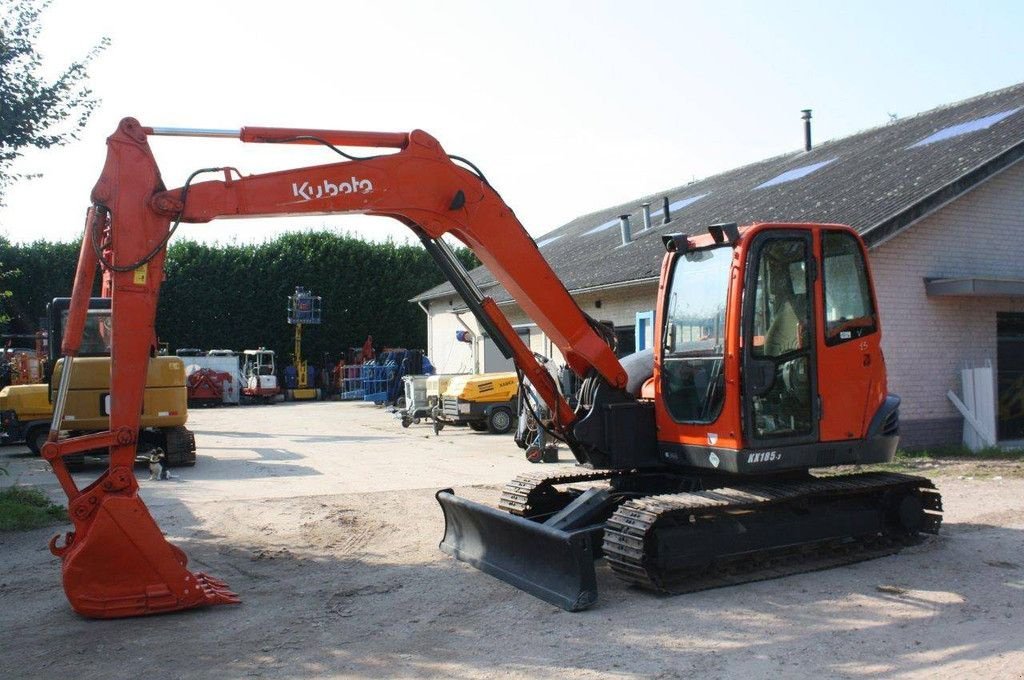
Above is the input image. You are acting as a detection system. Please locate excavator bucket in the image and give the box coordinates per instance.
[436,489,600,611]
[50,481,238,619]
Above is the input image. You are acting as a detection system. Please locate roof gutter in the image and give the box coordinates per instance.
[446,276,661,313]
[409,280,501,304]
[561,276,661,296]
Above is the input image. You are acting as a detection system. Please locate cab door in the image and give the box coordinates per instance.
[816,229,886,441]
[741,230,819,448]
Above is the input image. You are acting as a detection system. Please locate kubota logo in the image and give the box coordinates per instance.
[292,176,374,201]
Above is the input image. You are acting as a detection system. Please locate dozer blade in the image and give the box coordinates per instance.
[51,490,239,619]
[436,489,600,611]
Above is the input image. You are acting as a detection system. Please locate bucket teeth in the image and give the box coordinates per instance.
[194,573,240,605]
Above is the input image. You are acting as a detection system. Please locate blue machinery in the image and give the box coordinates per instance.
[339,350,433,404]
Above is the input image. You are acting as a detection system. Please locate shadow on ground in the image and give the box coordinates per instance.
[191,430,403,444]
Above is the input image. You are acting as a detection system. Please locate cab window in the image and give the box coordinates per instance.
[62,309,112,356]
[661,246,731,423]
[822,231,876,345]
[746,237,814,440]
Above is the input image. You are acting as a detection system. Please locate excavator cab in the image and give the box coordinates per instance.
[654,223,897,472]
[241,349,281,402]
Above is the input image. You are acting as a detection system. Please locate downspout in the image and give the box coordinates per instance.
[416,300,433,367]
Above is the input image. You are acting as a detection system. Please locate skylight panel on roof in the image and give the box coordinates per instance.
[536,234,563,248]
[582,218,621,237]
[755,158,837,190]
[907,108,1022,149]
[650,193,709,220]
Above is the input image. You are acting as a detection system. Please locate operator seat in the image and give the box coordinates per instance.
[762,273,807,357]
[763,299,806,356]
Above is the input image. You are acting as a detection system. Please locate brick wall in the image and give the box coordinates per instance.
[871,159,1024,448]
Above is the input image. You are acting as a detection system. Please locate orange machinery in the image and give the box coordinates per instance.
[43,118,940,618]
[2,332,47,385]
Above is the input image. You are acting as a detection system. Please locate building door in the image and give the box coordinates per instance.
[479,329,530,373]
[997,313,1024,441]
[635,310,654,351]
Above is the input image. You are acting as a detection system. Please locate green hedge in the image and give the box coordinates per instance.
[0,238,80,332]
[0,232,475,363]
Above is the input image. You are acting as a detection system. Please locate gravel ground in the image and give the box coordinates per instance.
[1,401,1023,679]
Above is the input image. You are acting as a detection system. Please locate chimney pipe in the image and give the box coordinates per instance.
[641,202,652,231]
[802,109,812,152]
[619,214,632,245]
[661,196,671,224]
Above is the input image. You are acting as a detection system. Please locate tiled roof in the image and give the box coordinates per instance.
[414,82,1024,303]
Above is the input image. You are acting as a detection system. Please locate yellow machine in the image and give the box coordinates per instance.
[0,383,51,439]
[425,373,459,411]
[0,298,195,468]
[432,372,518,434]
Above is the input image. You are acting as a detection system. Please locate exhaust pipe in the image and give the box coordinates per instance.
[619,214,632,245]
[802,109,813,151]
[641,203,651,231]
[661,196,671,224]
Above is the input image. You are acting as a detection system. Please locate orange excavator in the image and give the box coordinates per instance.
[45,118,941,618]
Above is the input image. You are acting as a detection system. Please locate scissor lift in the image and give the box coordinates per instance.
[286,286,322,400]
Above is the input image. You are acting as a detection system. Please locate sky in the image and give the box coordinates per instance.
[1,0,1023,247]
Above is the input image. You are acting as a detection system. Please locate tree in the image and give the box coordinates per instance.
[0,256,14,328]
[0,0,108,205]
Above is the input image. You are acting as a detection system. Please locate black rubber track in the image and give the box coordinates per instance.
[602,471,942,593]
[164,426,197,467]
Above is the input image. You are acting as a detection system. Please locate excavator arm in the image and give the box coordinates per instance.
[44,117,630,618]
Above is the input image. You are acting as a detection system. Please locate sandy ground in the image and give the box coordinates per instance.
[1,401,1023,679]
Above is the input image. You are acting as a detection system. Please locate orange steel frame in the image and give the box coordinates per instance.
[652,223,888,452]
[43,118,627,618]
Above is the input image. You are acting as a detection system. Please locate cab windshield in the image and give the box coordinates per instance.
[245,353,275,376]
[662,246,731,423]
[62,309,112,356]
